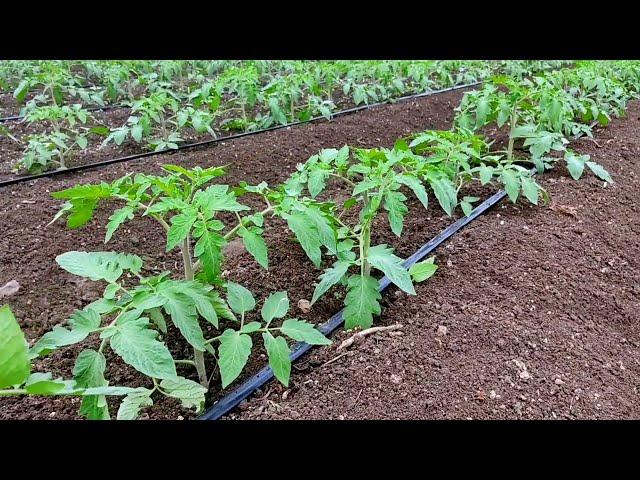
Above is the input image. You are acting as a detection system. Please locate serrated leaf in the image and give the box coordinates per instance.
[218,329,252,388]
[240,321,261,334]
[302,206,337,254]
[73,349,109,420]
[239,227,268,269]
[0,305,30,388]
[521,176,540,205]
[501,170,521,203]
[285,212,322,268]
[343,274,381,330]
[105,206,135,243]
[156,282,206,350]
[29,326,90,359]
[429,177,457,216]
[565,152,586,180]
[166,210,197,252]
[397,174,429,209]
[308,169,329,198]
[261,291,289,324]
[117,388,154,420]
[194,184,249,213]
[586,161,613,183]
[56,251,142,283]
[384,190,408,237]
[193,225,225,283]
[311,260,351,305]
[24,372,70,395]
[281,318,331,345]
[263,332,291,386]
[367,244,415,295]
[479,164,493,185]
[409,258,438,282]
[160,377,207,412]
[226,281,255,315]
[109,317,176,379]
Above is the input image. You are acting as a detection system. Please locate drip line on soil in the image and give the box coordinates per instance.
[198,186,508,420]
[0,82,482,189]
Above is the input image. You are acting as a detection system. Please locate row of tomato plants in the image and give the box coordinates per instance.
[0,60,568,174]
[1,60,637,420]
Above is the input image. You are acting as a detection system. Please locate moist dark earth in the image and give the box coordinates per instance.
[1,90,639,420]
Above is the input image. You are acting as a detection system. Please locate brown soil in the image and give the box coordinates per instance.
[0,89,467,420]
[232,105,640,420]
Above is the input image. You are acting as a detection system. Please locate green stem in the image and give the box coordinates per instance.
[0,389,27,396]
[507,103,519,163]
[181,236,208,388]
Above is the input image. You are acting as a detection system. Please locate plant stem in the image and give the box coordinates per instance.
[507,103,519,163]
[181,236,208,388]
[0,388,27,396]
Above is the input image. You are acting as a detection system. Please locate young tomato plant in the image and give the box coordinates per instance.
[15,104,97,172]
[285,145,441,330]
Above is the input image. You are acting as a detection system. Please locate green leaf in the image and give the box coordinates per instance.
[166,210,197,252]
[302,206,337,254]
[479,164,493,185]
[239,227,268,269]
[565,152,586,180]
[308,169,329,198]
[501,170,520,203]
[281,319,331,345]
[193,224,225,283]
[429,177,457,216]
[194,184,249,213]
[24,373,70,395]
[384,190,408,237]
[156,282,206,350]
[263,332,291,386]
[460,201,473,217]
[0,305,30,388]
[90,126,110,136]
[397,174,429,209]
[105,206,135,243]
[285,212,322,268]
[261,291,289,324]
[367,244,415,295]
[56,251,142,283]
[117,388,154,420]
[226,281,256,315]
[521,176,540,205]
[160,377,207,412]
[109,317,176,379]
[586,161,613,183]
[29,326,90,359]
[76,135,88,149]
[343,274,381,330]
[218,329,253,388]
[240,321,262,334]
[311,260,351,305]
[73,349,110,420]
[409,257,438,282]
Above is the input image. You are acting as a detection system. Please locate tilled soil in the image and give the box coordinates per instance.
[0,89,468,420]
[232,104,640,420]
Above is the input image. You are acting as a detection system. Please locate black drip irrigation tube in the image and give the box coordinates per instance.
[0,82,482,189]
[198,186,508,420]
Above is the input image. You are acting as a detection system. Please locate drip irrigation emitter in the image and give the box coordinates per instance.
[198,186,508,420]
[0,81,482,189]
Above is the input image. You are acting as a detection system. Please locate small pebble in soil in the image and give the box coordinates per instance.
[437,325,448,336]
[555,378,565,385]
[390,374,403,384]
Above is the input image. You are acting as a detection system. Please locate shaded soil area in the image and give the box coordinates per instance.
[232,104,640,420]
[0,89,468,419]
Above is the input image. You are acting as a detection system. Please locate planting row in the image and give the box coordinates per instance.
[0,60,569,175]
[1,60,637,420]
